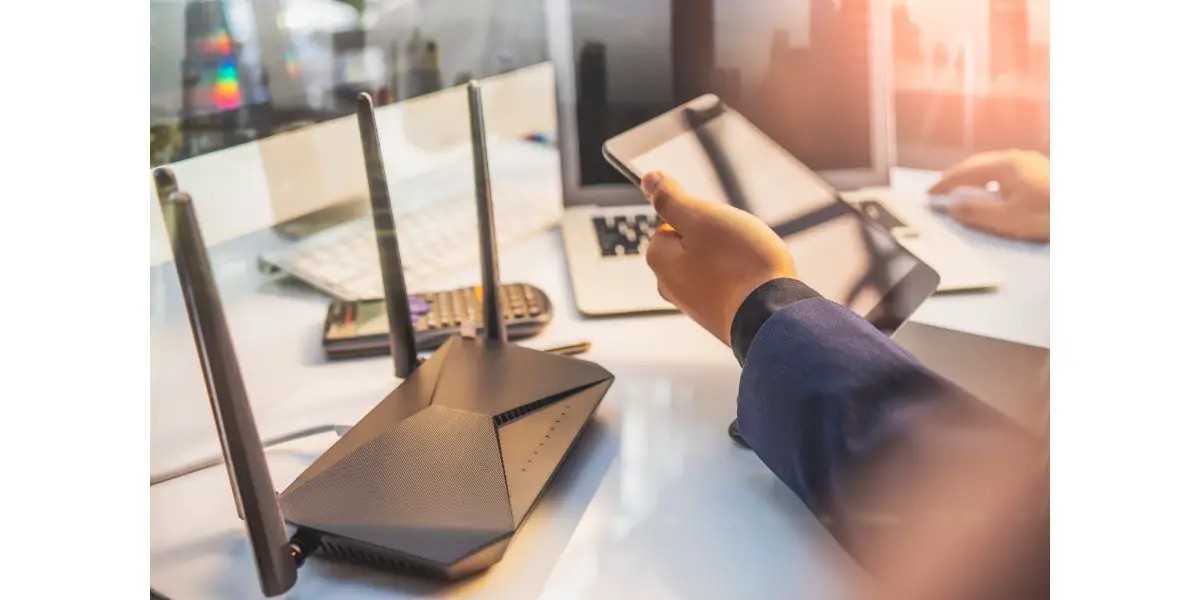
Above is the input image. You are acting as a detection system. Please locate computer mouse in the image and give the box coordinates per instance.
[928,185,1001,210]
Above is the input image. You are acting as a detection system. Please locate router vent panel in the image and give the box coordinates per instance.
[319,539,440,578]
[494,382,593,426]
[499,380,612,523]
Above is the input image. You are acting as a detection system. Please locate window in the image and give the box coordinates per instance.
[149,0,550,166]
[892,0,1049,169]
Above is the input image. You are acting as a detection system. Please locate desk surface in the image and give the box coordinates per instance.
[150,163,1048,599]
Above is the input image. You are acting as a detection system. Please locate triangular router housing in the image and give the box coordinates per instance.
[280,336,613,577]
[154,78,614,597]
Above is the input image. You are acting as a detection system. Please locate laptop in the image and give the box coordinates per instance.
[546,0,1000,316]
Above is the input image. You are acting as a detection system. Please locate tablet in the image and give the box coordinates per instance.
[602,95,939,334]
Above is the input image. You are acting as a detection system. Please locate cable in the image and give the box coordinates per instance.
[150,424,351,486]
[150,427,341,598]
[150,340,590,486]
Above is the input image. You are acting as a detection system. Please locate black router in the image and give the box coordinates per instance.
[154,81,614,597]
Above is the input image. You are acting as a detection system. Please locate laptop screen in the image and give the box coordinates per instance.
[569,0,876,187]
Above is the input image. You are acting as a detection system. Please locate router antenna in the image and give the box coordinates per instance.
[466,80,506,343]
[153,167,299,597]
[355,92,420,377]
[152,165,179,201]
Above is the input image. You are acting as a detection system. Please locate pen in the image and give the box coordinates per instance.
[542,340,592,356]
[417,339,592,359]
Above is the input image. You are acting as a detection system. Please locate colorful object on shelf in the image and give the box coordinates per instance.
[285,50,301,79]
[212,61,241,109]
[203,30,233,54]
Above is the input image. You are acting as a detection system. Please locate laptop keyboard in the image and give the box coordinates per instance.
[592,214,662,257]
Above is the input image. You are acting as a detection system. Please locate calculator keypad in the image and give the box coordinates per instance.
[412,283,548,332]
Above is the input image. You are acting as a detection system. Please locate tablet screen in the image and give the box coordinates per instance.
[607,98,938,331]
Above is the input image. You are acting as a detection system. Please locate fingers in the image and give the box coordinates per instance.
[645,227,684,276]
[928,150,1018,194]
[641,171,707,232]
[646,226,685,306]
[943,197,1031,240]
[657,281,677,306]
[944,197,1007,228]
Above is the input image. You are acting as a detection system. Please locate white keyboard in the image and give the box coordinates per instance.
[259,139,564,300]
[259,189,561,300]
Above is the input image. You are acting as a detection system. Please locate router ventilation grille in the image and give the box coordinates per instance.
[493,384,592,426]
[318,539,440,578]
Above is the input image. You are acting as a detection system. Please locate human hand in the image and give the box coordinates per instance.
[928,150,1050,242]
[641,171,798,346]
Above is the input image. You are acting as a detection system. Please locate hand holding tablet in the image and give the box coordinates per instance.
[637,170,799,346]
[603,95,940,334]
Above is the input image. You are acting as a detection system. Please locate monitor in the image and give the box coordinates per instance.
[546,0,895,208]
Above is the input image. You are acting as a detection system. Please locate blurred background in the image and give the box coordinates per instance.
[149,0,549,165]
[892,0,1050,168]
[150,0,1048,170]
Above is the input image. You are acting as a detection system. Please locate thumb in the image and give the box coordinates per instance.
[948,198,1049,241]
[641,171,707,232]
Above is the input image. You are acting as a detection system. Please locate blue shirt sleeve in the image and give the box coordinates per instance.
[730,277,823,366]
[731,280,1045,579]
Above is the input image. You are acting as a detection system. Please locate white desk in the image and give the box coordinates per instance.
[150,196,1047,599]
[150,224,866,599]
[150,119,1049,600]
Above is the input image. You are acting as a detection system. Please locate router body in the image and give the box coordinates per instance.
[279,336,613,578]
[152,79,614,597]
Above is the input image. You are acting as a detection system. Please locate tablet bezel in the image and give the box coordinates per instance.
[602,95,939,335]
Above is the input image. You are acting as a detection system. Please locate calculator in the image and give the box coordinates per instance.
[323,282,554,359]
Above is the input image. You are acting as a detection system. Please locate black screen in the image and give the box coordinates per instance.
[571,0,875,186]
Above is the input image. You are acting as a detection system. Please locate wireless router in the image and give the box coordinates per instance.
[154,81,614,597]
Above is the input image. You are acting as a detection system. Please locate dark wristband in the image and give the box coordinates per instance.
[730,278,823,366]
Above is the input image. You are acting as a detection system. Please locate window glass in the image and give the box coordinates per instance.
[149,0,549,166]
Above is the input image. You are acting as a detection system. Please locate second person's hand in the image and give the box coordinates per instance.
[928,149,1050,243]
[641,171,798,346]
